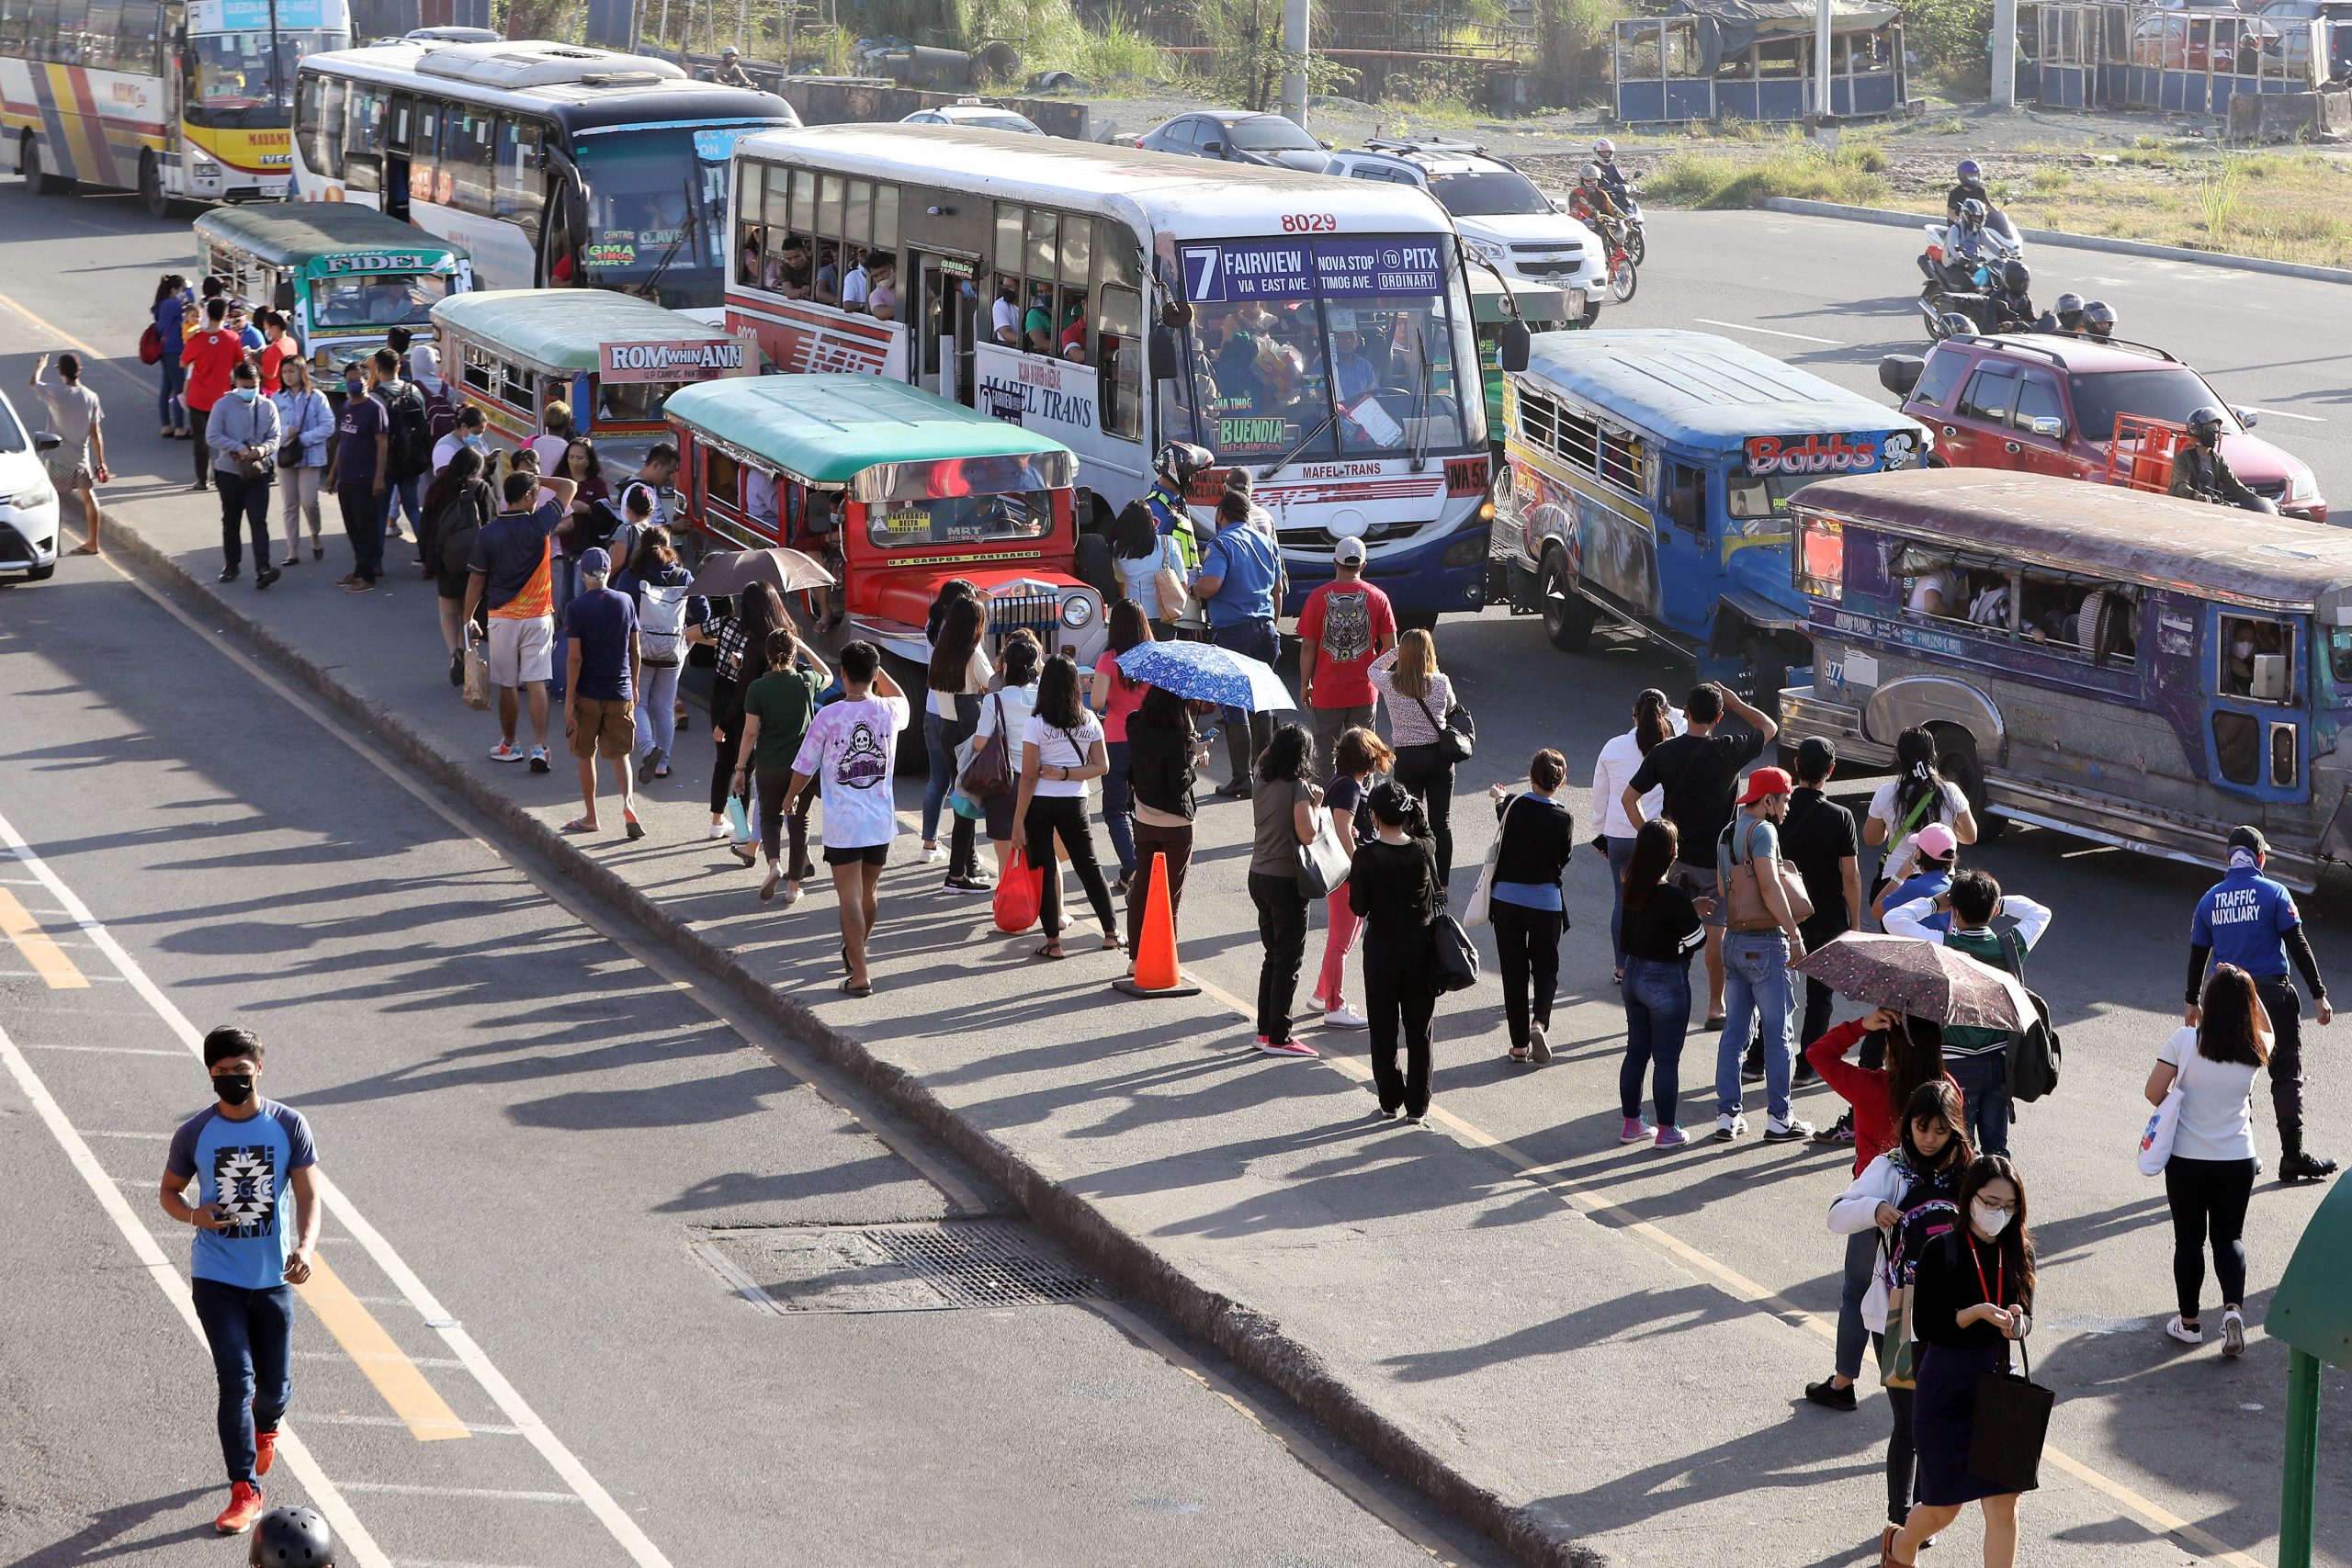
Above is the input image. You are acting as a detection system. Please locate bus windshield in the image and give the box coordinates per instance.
[310,272,448,329]
[576,128,731,306]
[1175,233,1476,464]
[184,30,326,126]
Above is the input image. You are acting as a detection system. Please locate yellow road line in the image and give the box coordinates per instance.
[0,886,89,988]
[296,1254,471,1442]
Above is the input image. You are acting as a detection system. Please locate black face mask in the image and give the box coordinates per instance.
[212,1073,255,1107]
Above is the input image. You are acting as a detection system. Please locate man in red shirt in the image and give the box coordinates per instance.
[179,298,246,493]
[1295,536,1396,765]
[256,310,298,397]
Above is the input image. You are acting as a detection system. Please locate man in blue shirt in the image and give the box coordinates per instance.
[2187,825,2336,1181]
[561,545,642,838]
[1192,491,1284,797]
[159,1026,322,1538]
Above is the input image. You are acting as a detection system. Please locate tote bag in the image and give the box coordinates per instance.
[961,695,1012,799]
[1463,795,1520,929]
[1296,806,1353,898]
[1429,912,1480,993]
[1877,1280,1921,1391]
[1967,1335,2054,1495]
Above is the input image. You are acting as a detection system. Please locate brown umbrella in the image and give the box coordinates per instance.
[1793,933,2034,1032]
[688,547,835,597]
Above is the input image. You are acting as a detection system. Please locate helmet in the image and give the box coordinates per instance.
[1593,137,1617,159]
[2052,291,2084,326]
[1154,442,1210,487]
[2187,406,2227,444]
[1999,258,2030,294]
[1957,158,1982,181]
[1958,197,1987,231]
[250,1506,334,1568]
[1579,163,1603,184]
[721,43,740,56]
[2083,299,2116,338]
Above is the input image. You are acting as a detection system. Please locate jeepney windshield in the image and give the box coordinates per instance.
[594,379,690,426]
[1725,472,1816,519]
[310,272,448,330]
[867,491,1053,549]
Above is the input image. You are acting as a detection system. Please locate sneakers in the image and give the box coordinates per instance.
[1815,1111,1857,1145]
[1714,1112,1747,1143]
[2278,1150,2339,1183]
[488,741,525,763]
[706,820,729,840]
[214,1481,266,1535]
[919,842,946,864]
[1253,1035,1317,1058]
[254,1427,277,1477]
[1530,1022,1553,1064]
[1654,1124,1690,1149]
[1763,1117,1815,1143]
[2165,1314,2204,1345]
[2222,1309,2247,1358]
[1620,1117,1653,1144]
[1804,1377,1858,1412]
[1323,1006,1369,1031]
[527,746,550,773]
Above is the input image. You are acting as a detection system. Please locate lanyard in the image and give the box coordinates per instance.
[1970,1235,2004,1308]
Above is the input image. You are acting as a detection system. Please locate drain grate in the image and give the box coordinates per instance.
[697,1219,1100,1314]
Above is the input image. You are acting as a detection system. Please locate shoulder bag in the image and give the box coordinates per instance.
[1722,818,1815,931]
[1463,795,1517,929]
[1410,690,1476,765]
[1296,797,1353,899]
[2137,1029,2194,1175]
[1967,1332,2054,1495]
[1152,536,1190,624]
[960,694,1012,800]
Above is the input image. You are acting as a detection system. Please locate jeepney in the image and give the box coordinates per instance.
[194,204,471,376]
[426,288,756,487]
[1778,468,2352,888]
[663,375,1104,742]
[1498,328,1930,697]
[1470,267,1570,455]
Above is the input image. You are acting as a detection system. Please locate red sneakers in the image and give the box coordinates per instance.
[254,1427,277,1477]
[215,1480,266,1535]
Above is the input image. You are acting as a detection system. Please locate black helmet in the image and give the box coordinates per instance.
[2052,291,2084,326]
[1999,258,2030,294]
[1154,441,1210,487]
[250,1506,334,1568]
[1958,197,1987,231]
[2187,406,2227,444]
[2083,299,2116,339]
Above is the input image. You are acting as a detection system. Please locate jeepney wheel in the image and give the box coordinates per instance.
[140,152,171,220]
[1744,633,1791,711]
[1539,551,1594,652]
[1933,726,2007,843]
[23,134,66,195]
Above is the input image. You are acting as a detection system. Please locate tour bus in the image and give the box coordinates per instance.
[1778,468,2352,887]
[2,0,349,211]
[195,200,469,375]
[722,123,1523,624]
[428,287,753,488]
[289,39,797,312]
[1497,327,1930,698]
[663,374,1102,757]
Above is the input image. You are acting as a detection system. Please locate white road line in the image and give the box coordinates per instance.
[336,1482,585,1505]
[0,807,678,1568]
[22,1042,192,1056]
[80,1127,173,1139]
[1690,316,1843,345]
[2243,406,2326,423]
[0,1021,391,1568]
[295,1348,469,1370]
[304,1413,526,1436]
[0,966,128,982]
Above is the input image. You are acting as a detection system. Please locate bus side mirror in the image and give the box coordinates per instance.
[1496,319,1531,375]
[1149,326,1181,382]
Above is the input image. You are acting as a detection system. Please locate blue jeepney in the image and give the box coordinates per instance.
[1778,468,2352,888]
[1498,328,1930,694]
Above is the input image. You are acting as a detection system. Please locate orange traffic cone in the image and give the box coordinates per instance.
[1112,853,1201,998]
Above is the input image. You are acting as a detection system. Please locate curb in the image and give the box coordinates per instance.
[1756,196,2352,286]
[96,517,1611,1568]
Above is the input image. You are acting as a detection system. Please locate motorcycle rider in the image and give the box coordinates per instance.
[2082,299,2118,342]
[1592,137,1634,204]
[2169,407,2269,512]
[1146,441,1212,573]
[1568,164,1629,244]
[1988,258,2036,333]
[2035,291,2086,335]
[712,44,754,86]
[1945,157,1991,219]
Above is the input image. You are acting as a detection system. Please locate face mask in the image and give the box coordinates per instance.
[1972,1201,2011,1237]
[212,1072,255,1106]
[2233,638,2255,661]
[232,386,258,402]
[462,434,486,451]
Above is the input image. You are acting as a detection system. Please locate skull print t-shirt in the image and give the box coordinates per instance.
[792,692,911,850]
[166,1100,318,1290]
[1296,580,1396,710]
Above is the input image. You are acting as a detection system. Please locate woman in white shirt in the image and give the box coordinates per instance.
[1865,726,1978,894]
[1590,688,1684,981]
[970,629,1042,878]
[2146,964,2268,1356]
[1367,630,1461,887]
[1013,655,1118,959]
[1111,501,1187,636]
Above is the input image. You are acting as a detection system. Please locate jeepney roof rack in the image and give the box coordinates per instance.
[1948,333,2179,366]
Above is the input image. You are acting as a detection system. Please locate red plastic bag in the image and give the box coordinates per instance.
[993,847,1043,934]
[139,324,163,367]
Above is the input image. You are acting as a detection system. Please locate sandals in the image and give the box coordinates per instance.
[840,977,873,998]
[1507,1047,1531,1063]
[1033,942,1065,961]
[560,818,597,834]
[624,817,645,841]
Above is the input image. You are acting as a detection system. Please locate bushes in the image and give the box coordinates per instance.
[1645,141,1893,209]
[1898,0,1992,78]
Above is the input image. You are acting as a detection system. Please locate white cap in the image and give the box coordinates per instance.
[1334,536,1367,566]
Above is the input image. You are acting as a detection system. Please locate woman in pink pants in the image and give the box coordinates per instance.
[1311,727,1394,1031]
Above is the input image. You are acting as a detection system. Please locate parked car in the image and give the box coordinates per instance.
[1325,139,1611,324]
[900,99,1044,135]
[0,386,63,583]
[1131,109,1331,171]
[1880,333,2326,522]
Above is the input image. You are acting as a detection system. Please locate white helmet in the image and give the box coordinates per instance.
[1593,137,1617,159]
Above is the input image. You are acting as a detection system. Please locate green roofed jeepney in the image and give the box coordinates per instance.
[194,203,471,376]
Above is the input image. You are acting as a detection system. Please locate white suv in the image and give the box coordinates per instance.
[0,388,62,582]
[1325,140,1609,325]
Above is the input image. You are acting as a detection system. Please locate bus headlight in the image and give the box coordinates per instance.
[1442,532,1488,569]
[188,151,220,183]
[1060,594,1093,629]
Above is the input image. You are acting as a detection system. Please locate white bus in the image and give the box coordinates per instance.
[725,124,1515,621]
[289,39,797,313]
[2,0,349,211]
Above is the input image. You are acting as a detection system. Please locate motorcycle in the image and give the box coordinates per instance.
[1599,221,1638,305]
[1917,289,2034,343]
[1917,219,2021,297]
[1611,186,1648,265]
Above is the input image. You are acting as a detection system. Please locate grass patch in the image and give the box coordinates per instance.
[1015,6,1170,84]
[2028,165,2072,195]
[1925,117,1966,134]
[1645,142,1892,209]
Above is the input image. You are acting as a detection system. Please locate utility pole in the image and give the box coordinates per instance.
[1280,0,1308,128]
[1991,0,2018,106]
[1813,0,1831,115]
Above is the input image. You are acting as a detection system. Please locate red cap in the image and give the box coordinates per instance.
[1736,767,1794,806]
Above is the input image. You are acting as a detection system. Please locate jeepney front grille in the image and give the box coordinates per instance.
[987,589,1059,654]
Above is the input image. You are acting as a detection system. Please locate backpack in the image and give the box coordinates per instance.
[1991,926,2062,1104]
[435,482,488,579]
[639,581,692,667]
[571,497,624,555]
[383,384,433,480]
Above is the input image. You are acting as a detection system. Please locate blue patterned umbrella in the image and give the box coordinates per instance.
[1115,640,1295,713]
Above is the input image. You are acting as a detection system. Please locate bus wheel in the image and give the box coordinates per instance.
[140,152,171,220]
[1539,553,1594,651]
[1933,727,2007,843]
[23,135,66,195]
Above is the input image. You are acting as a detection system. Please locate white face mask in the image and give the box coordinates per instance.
[1972,1201,2012,1238]
[2233,638,2255,662]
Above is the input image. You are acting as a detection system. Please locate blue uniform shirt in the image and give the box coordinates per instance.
[166,1100,317,1290]
[1199,523,1280,628]
[2192,864,2301,980]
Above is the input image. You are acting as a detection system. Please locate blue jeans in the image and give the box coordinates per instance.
[191,1278,294,1484]
[379,470,423,536]
[159,355,186,428]
[633,662,681,763]
[1621,956,1691,1124]
[1838,1224,1877,1380]
[1606,834,1637,968]
[1102,739,1135,879]
[1948,1051,2011,1156]
[1717,929,1794,1123]
[548,554,578,700]
[1210,617,1278,776]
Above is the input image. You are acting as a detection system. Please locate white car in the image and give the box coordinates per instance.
[900,100,1045,136]
[1325,140,1610,325]
[0,388,62,583]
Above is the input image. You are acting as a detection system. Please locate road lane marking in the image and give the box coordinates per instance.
[297,1255,472,1443]
[0,966,125,982]
[2242,406,2325,423]
[0,884,98,982]
[1691,316,1844,345]
[304,1412,523,1436]
[80,1127,173,1139]
[0,1020,390,1568]
[336,1482,585,1504]
[295,1348,469,1369]
[0,807,679,1568]
[23,1042,190,1056]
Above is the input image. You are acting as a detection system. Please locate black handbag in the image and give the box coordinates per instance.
[1411,692,1476,765]
[1966,1333,2053,1495]
[1429,911,1480,993]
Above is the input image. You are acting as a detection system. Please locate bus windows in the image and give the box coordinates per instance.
[493,117,544,232]
[447,107,494,217]
[1099,283,1142,440]
[343,85,384,192]
[2220,615,2294,702]
[80,0,116,69]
